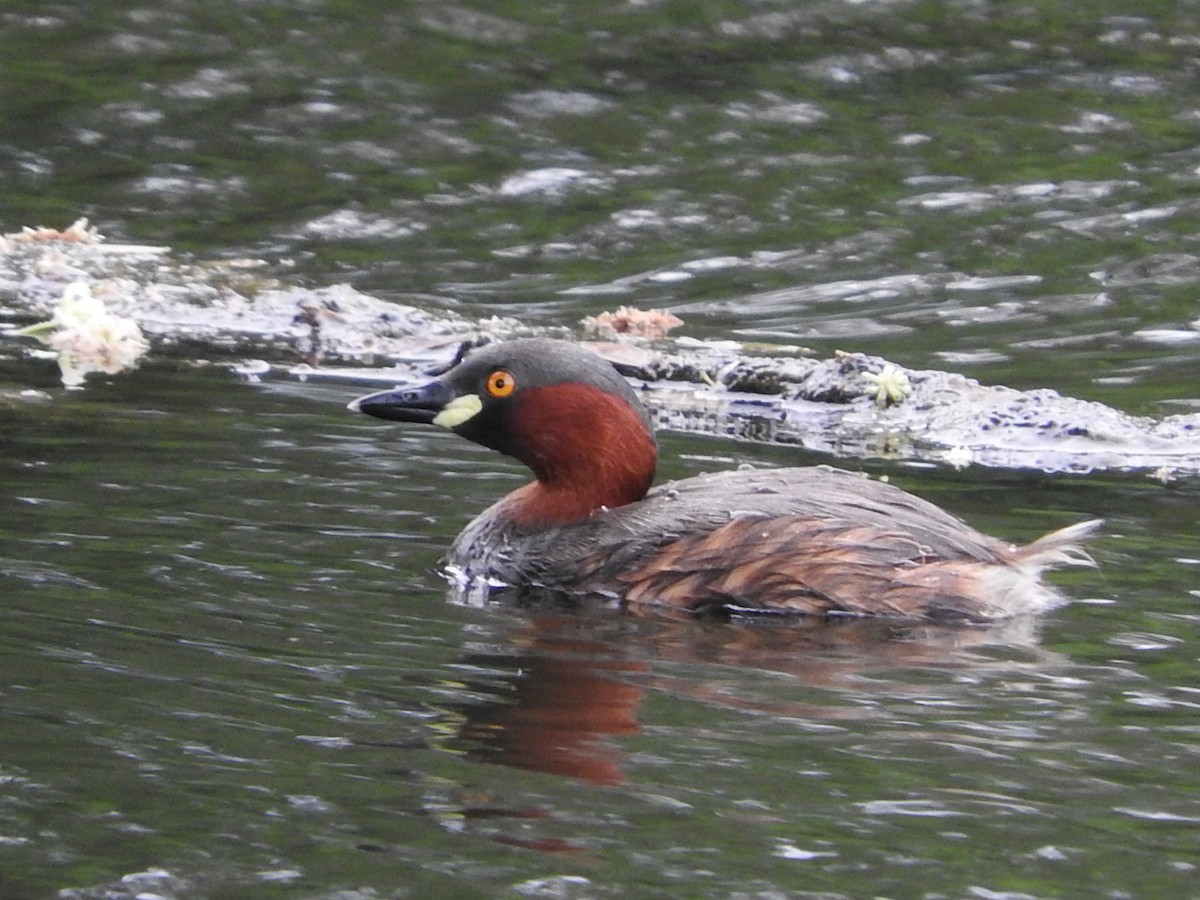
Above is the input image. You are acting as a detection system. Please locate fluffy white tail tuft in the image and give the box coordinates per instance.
[1013,518,1104,573]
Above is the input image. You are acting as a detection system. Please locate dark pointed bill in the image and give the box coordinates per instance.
[347,379,458,425]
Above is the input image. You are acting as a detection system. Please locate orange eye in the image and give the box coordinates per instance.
[485,369,516,398]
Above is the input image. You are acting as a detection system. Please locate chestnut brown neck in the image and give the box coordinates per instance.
[499,382,657,527]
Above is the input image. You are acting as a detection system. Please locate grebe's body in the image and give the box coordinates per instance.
[351,339,1098,621]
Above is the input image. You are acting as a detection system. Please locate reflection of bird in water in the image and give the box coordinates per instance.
[410,609,1069,857]
[447,610,1066,788]
[453,630,647,787]
[351,338,1100,621]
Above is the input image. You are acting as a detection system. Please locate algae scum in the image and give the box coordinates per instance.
[3,224,1199,475]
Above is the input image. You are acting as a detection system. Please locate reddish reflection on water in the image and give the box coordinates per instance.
[451,610,1054,787]
[457,626,649,786]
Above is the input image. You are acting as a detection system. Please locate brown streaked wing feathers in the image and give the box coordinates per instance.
[616,515,1004,619]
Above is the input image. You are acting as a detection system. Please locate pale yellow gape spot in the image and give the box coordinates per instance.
[433,394,484,428]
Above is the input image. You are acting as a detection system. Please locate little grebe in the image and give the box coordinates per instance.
[350,339,1100,621]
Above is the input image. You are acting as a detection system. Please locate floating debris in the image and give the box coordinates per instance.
[6,282,149,387]
[4,222,1200,474]
[862,362,913,408]
[581,305,684,339]
[8,217,100,244]
[943,446,976,470]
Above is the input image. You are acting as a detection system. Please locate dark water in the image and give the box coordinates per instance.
[3,1,1200,898]
[2,363,1197,899]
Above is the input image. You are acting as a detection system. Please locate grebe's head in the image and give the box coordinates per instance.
[350,339,657,514]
